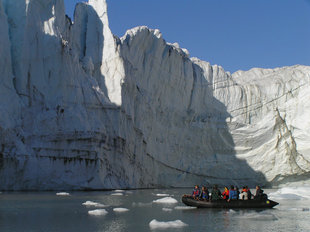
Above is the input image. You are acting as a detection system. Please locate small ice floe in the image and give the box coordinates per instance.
[152,197,178,204]
[111,193,124,196]
[82,201,106,208]
[88,209,108,216]
[162,207,173,212]
[56,192,70,196]
[149,219,188,229]
[113,208,129,213]
[155,193,170,197]
[114,189,125,193]
[174,206,196,210]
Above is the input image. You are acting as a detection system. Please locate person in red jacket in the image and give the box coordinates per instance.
[222,187,229,200]
[192,185,200,199]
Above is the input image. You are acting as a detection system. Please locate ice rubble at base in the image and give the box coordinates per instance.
[269,186,310,200]
[0,0,310,190]
[149,219,188,229]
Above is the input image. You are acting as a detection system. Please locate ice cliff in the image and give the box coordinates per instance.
[0,0,309,190]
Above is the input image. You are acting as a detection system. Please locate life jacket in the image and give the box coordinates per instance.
[222,190,229,199]
[192,189,200,197]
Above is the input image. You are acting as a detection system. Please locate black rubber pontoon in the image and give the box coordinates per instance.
[182,195,279,209]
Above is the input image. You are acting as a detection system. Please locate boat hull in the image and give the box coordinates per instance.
[182,196,279,209]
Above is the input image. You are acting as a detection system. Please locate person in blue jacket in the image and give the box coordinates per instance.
[228,185,238,202]
[199,186,209,200]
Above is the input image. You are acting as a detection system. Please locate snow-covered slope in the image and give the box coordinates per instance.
[0,0,309,190]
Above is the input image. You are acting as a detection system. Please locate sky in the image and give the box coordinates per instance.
[64,0,310,73]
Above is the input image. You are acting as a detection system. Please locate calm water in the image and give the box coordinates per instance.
[0,188,309,232]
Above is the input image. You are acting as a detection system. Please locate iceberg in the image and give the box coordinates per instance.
[0,0,309,190]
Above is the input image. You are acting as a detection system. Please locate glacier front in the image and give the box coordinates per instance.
[0,0,309,190]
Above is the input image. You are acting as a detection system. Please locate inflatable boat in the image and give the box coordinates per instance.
[182,195,279,209]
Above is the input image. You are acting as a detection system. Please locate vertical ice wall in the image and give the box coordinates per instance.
[0,0,309,190]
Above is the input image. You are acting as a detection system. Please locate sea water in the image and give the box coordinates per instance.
[0,187,310,232]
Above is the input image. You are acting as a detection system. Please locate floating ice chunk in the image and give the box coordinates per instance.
[113,208,129,212]
[174,206,196,210]
[56,192,70,196]
[88,209,108,216]
[162,208,173,212]
[153,197,178,204]
[114,189,125,193]
[111,193,124,196]
[149,219,188,229]
[82,201,106,207]
[156,193,169,197]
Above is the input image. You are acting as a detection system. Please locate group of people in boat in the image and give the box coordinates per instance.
[191,184,267,201]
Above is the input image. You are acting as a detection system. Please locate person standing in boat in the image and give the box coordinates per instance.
[211,185,221,200]
[192,185,200,199]
[222,187,229,200]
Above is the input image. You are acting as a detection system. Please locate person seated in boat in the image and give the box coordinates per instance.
[240,186,248,200]
[211,184,222,200]
[246,186,252,200]
[199,186,209,201]
[222,187,229,200]
[228,185,238,202]
[236,186,240,199]
[254,185,267,200]
[192,185,200,199]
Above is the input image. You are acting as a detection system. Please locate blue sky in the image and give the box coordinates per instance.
[64,0,310,73]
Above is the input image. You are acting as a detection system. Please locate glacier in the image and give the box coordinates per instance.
[0,0,309,190]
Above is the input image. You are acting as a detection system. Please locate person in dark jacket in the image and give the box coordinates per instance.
[211,185,221,200]
[246,186,252,200]
[254,185,267,200]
